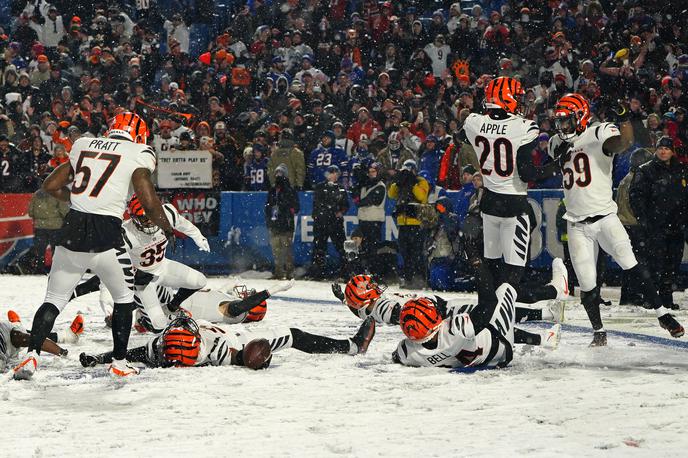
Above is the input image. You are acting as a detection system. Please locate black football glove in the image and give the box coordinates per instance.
[165,230,177,254]
[612,102,630,123]
[554,141,572,169]
[331,283,345,303]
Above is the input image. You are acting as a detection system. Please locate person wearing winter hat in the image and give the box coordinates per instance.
[265,163,300,279]
[307,130,347,187]
[267,128,305,189]
[309,165,349,280]
[629,137,688,310]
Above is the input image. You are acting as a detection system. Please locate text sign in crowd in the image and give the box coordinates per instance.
[157,150,213,189]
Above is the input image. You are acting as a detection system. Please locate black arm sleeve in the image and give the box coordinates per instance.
[516,139,560,182]
[358,185,386,207]
[458,127,469,144]
[227,290,271,316]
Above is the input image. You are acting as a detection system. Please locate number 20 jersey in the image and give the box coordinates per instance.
[548,122,619,222]
[463,112,539,195]
[69,137,157,218]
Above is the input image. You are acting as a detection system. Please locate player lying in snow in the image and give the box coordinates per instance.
[332,274,563,347]
[1,311,84,379]
[394,283,524,369]
[79,315,376,370]
[71,275,295,331]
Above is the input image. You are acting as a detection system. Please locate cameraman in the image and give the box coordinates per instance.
[352,162,386,267]
[388,159,430,288]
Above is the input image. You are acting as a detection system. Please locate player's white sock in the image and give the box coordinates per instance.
[57,329,78,344]
[347,339,358,355]
[541,324,561,349]
[548,258,569,299]
[655,306,672,318]
[13,351,38,380]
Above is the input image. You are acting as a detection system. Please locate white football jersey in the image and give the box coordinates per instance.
[122,203,204,274]
[463,112,539,195]
[394,313,508,368]
[549,122,619,222]
[179,288,248,324]
[0,320,24,365]
[69,137,156,218]
[357,294,474,326]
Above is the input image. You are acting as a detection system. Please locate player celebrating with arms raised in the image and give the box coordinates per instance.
[549,94,684,345]
[14,112,174,379]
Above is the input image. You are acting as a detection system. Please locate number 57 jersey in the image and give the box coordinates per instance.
[548,122,619,222]
[69,136,157,218]
[463,112,539,195]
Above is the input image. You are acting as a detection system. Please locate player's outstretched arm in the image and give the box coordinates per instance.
[603,116,634,156]
[131,169,174,236]
[42,162,73,202]
[10,330,67,357]
[164,204,209,251]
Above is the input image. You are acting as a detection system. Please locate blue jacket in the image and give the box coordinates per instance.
[419,148,444,184]
[307,145,348,186]
[244,157,270,191]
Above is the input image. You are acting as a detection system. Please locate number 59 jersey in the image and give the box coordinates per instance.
[549,122,619,222]
[463,112,539,195]
[69,137,157,218]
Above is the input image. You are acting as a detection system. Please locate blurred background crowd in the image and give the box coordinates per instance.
[1,0,687,292]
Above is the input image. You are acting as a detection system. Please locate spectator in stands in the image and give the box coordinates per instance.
[265,164,300,280]
[388,159,429,289]
[309,165,349,280]
[267,129,305,190]
[352,162,386,269]
[376,132,415,182]
[437,132,479,190]
[27,184,69,273]
[307,130,347,187]
[630,137,688,309]
[244,144,269,191]
[0,134,26,192]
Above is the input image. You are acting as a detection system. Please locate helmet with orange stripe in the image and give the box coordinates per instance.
[344,275,386,310]
[160,316,202,367]
[127,194,158,234]
[400,297,443,343]
[554,93,591,140]
[106,111,150,144]
[484,76,525,115]
[233,285,268,322]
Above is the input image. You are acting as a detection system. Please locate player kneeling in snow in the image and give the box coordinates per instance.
[394,284,524,369]
[332,275,562,348]
[1,311,84,380]
[79,314,376,370]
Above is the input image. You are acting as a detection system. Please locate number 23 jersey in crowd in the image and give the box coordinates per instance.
[548,122,619,222]
[69,137,157,218]
[463,112,539,195]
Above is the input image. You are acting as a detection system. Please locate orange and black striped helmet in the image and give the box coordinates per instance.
[106,111,149,144]
[400,297,443,342]
[127,194,158,233]
[161,317,201,367]
[344,275,386,310]
[484,76,525,114]
[554,93,591,140]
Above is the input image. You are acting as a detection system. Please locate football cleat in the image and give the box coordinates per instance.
[658,314,685,338]
[79,353,98,368]
[541,324,561,350]
[549,258,569,299]
[13,352,38,380]
[589,331,607,347]
[7,310,21,323]
[58,314,85,344]
[350,317,376,355]
[107,359,140,377]
[547,300,566,324]
[70,314,84,335]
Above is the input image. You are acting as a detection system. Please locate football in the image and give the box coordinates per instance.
[242,338,272,370]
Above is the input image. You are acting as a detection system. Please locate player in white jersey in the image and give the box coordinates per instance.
[14,111,175,380]
[393,283,547,369]
[549,94,684,345]
[123,195,210,331]
[460,77,568,313]
[332,275,563,348]
[78,314,376,370]
[1,311,83,379]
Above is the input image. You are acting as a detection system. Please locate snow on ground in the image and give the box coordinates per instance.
[2,275,688,457]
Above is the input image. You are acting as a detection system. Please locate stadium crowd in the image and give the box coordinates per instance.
[0,0,687,287]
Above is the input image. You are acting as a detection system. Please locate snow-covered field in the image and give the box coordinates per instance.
[2,275,688,457]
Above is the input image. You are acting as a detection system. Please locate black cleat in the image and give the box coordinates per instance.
[351,317,376,354]
[79,352,98,368]
[589,331,607,347]
[658,314,685,338]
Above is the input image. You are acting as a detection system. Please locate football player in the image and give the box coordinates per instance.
[79,315,376,369]
[332,274,562,348]
[124,195,210,331]
[16,111,173,379]
[393,283,532,369]
[2,311,83,379]
[549,94,684,345]
[460,77,568,314]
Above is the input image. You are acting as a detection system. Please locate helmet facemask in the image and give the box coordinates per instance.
[554,112,579,141]
[132,213,158,234]
[159,316,202,367]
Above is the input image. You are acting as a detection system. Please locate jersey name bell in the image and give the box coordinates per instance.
[69,137,157,218]
[549,122,619,222]
[463,113,539,195]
